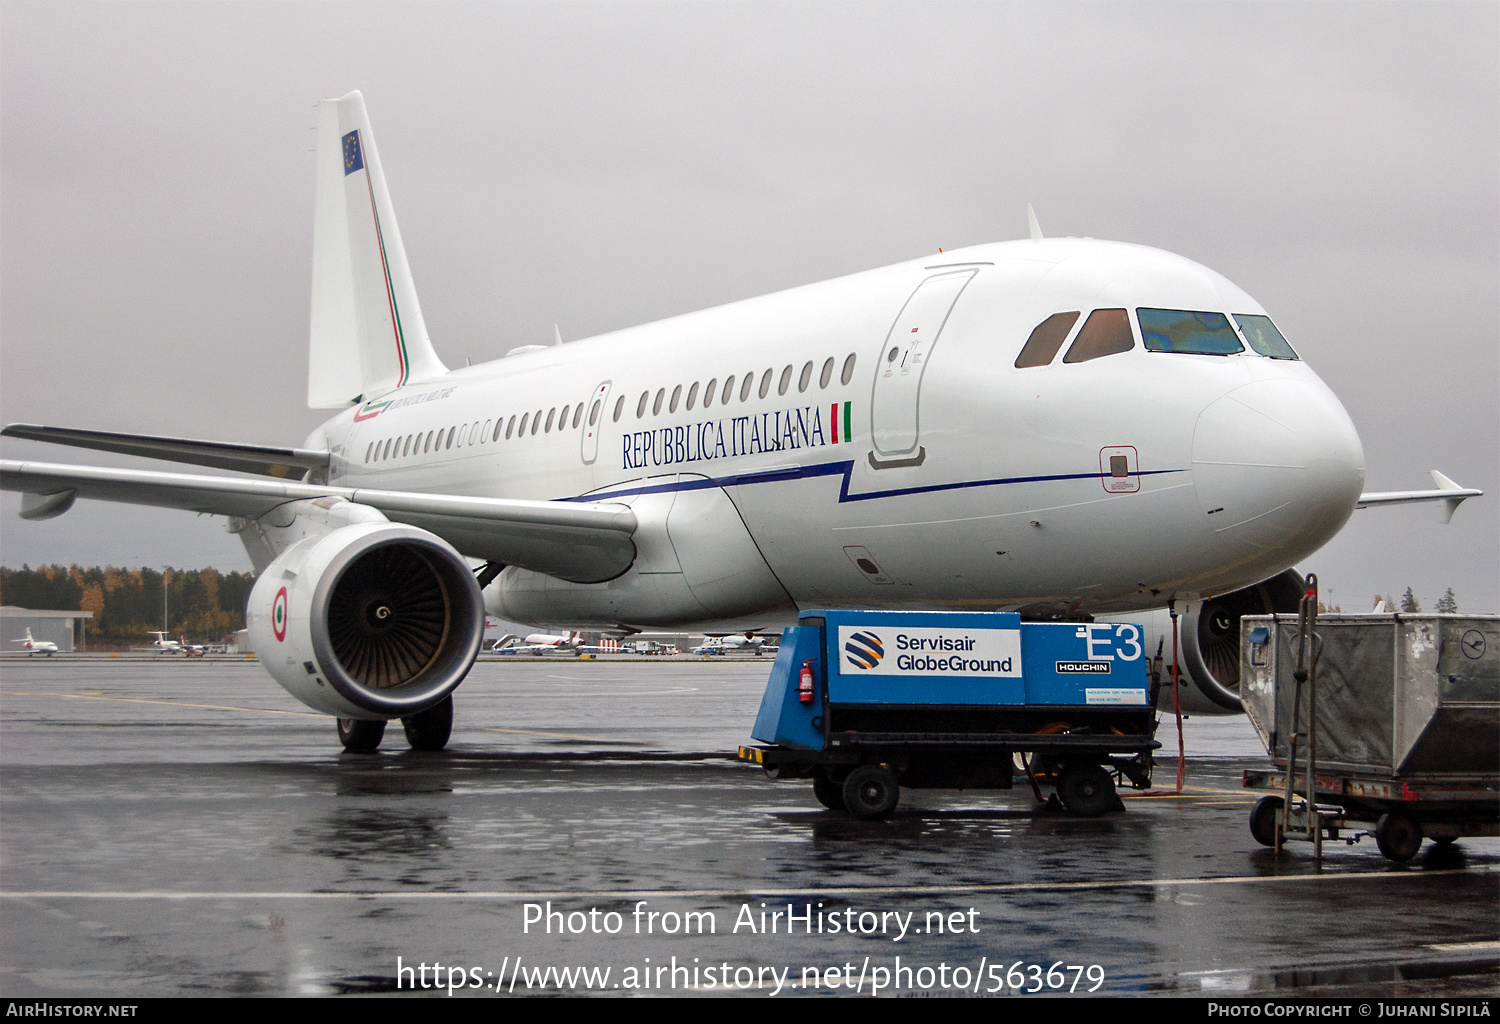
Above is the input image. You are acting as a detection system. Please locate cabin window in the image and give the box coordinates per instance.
[1063,309,1135,363]
[573,404,584,428]
[531,409,543,435]
[518,413,529,436]
[798,361,814,392]
[491,419,501,442]
[686,381,699,410]
[776,365,791,396]
[820,357,834,388]
[636,392,648,418]
[841,353,857,385]
[545,408,556,432]
[365,442,373,463]
[758,368,773,399]
[1137,308,1243,355]
[403,435,412,457]
[669,385,681,413]
[653,389,665,415]
[457,424,468,447]
[380,439,389,459]
[740,373,754,402]
[1015,311,1080,368]
[1233,314,1299,360]
[703,378,717,408]
[723,376,737,404]
[426,431,434,453]
[505,416,516,439]
[559,405,570,430]
[612,396,624,422]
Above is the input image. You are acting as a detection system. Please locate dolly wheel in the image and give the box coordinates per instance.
[1249,795,1283,847]
[1375,812,1423,862]
[337,717,386,753]
[1058,762,1116,817]
[842,765,900,820]
[811,772,846,811]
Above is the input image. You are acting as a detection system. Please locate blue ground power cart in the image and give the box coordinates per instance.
[737,610,1162,820]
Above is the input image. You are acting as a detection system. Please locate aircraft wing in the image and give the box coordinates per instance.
[1357,470,1483,524]
[0,459,636,583]
[0,424,331,480]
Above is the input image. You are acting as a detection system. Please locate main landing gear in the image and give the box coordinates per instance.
[336,696,453,753]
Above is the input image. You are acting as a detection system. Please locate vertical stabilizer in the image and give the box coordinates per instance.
[308,91,447,408]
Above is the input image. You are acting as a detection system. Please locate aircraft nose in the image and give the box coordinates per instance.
[1191,377,1365,561]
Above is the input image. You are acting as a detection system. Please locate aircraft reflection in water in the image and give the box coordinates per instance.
[1,91,1479,751]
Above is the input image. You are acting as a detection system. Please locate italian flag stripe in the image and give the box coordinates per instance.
[831,401,852,443]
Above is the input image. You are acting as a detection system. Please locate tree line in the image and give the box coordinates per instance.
[0,565,255,644]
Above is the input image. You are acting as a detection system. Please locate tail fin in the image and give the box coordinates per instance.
[309,91,447,408]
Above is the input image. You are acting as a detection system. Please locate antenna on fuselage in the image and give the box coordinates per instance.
[553,324,564,347]
[1027,204,1043,241]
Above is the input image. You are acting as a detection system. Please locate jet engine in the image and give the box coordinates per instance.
[245,522,485,720]
[1125,568,1307,715]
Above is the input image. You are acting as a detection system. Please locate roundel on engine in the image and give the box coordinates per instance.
[272,586,288,642]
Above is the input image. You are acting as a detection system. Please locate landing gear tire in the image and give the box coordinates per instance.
[1249,795,1283,847]
[1375,812,1423,862]
[842,765,900,821]
[1058,762,1116,817]
[337,717,386,753]
[812,772,846,811]
[402,696,453,751]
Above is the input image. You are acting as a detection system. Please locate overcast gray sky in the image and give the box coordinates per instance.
[2,1,1495,612]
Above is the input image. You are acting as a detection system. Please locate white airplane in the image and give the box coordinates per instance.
[492,631,584,655]
[0,91,1481,753]
[147,631,184,655]
[694,633,772,656]
[11,629,58,656]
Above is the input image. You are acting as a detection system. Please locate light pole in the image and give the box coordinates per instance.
[162,566,171,634]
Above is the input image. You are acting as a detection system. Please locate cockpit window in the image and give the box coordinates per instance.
[1233,314,1299,360]
[1137,308,1243,355]
[1015,311,1079,368]
[1063,309,1135,363]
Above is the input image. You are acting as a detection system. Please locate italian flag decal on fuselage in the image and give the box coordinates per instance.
[830,401,853,444]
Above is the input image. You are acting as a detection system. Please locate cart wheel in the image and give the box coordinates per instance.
[1375,812,1423,862]
[1249,795,1283,847]
[811,772,846,811]
[842,765,900,820]
[1058,762,1116,817]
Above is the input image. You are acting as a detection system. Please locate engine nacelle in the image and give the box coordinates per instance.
[1108,568,1306,715]
[246,522,485,719]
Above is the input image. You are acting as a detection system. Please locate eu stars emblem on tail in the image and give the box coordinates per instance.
[342,130,363,175]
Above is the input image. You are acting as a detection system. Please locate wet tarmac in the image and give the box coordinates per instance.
[1,659,1496,997]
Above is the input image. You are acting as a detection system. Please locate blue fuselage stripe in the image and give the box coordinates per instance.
[561,460,1184,504]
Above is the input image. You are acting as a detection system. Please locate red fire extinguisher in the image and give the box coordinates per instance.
[799,660,815,704]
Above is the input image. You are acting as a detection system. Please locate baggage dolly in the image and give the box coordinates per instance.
[736,610,1160,820]
[1239,580,1499,862]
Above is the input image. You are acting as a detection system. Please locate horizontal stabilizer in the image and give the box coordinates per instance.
[1,423,329,480]
[1357,470,1483,524]
[1,460,636,583]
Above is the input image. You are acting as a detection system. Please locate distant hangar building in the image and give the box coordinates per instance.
[1,606,94,652]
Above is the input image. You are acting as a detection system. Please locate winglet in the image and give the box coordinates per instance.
[1431,470,1471,524]
[1356,470,1482,524]
[1027,204,1043,241]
